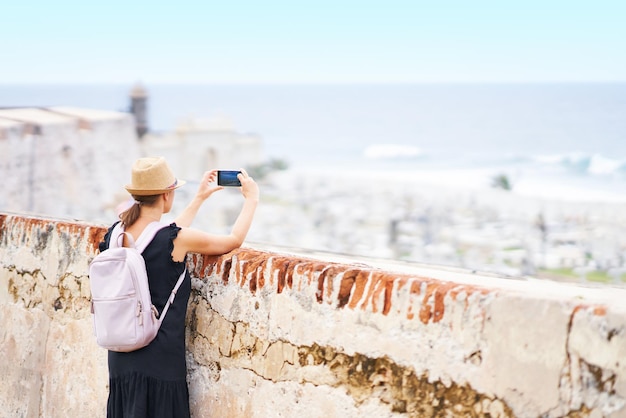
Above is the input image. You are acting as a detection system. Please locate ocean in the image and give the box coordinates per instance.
[2,83,626,202]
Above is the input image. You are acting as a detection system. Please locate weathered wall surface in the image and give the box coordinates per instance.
[0,107,139,222]
[1,213,625,418]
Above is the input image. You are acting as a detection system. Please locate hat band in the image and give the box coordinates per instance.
[166,179,178,189]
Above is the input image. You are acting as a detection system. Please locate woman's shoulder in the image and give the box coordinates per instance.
[154,222,182,243]
[164,222,182,235]
[151,222,187,264]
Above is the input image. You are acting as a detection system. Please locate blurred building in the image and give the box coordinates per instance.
[0,106,138,221]
[129,84,149,139]
[139,115,263,182]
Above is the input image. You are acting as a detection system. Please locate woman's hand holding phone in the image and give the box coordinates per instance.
[236,169,259,202]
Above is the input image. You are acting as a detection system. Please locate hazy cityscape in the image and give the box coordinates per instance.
[208,165,626,286]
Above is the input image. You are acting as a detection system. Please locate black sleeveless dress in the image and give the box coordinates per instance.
[98,222,192,418]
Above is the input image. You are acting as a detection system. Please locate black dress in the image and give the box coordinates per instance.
[99,222,192,418]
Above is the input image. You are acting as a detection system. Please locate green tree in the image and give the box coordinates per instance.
[491,173,512,191]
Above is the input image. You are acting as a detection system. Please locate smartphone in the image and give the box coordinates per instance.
[217,170,242,187]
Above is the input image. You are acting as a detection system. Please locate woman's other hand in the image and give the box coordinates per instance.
[237,169,259,201]
[196,170,224,201]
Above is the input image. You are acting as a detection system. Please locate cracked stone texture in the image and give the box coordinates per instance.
[186,246,626,417]
[2,213,626,417]
[0,304,50,418]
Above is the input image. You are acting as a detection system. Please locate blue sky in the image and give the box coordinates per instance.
[2,0,625,84]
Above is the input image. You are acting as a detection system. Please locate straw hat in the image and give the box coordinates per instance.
[124,157,186,196]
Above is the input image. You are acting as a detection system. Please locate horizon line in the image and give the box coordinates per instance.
[1,80,625,86]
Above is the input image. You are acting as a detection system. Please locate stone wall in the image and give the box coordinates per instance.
[1,212,625,418]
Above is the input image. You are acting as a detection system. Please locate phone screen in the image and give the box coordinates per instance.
[217,170,242,187]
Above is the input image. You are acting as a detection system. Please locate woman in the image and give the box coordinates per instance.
[98,156,259,418]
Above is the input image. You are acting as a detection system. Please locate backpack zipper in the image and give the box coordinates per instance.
[137,301,143,325]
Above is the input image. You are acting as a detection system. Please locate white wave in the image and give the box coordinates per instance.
[364,144,422,159]
[532,152,588,165]
[587,154,625,175]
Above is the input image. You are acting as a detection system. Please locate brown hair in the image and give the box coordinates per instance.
[119,194,161,227]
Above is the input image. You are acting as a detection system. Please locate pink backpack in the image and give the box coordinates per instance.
[89,221,186,352]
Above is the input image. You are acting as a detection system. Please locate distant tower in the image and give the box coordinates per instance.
[129,83,148,139]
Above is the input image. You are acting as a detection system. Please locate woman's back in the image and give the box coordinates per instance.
[102,223,192,418]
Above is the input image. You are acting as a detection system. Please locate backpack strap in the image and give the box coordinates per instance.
[157,269,187,322]
[134,221,168,253]
[108,222,125,249]
[108,221,167,252]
